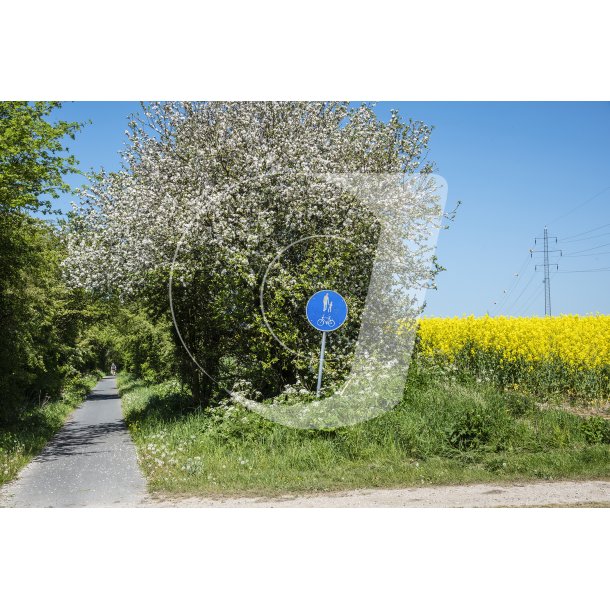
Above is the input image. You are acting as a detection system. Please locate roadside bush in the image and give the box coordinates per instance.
[447,403,496,450]
[581,417,610,445]
[503,391,536,417]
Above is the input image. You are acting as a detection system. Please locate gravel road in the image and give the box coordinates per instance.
[145,480,610,508]
[0,377,147,508]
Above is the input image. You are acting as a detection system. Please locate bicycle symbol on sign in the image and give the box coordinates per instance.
[317,292,336,327]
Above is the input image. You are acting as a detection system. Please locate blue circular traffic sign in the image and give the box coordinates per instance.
[306,290,348,332]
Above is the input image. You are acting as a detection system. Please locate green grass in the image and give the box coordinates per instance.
[0,373,101,486]
[118,369,610,496]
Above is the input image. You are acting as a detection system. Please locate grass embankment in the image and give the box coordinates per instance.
[0,373,100,486]
[119,370,610,496]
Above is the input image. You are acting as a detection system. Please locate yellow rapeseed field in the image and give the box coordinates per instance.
[416,315,610,399]
[418,315,610,370]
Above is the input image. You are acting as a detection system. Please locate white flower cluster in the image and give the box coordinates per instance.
[63,102,435,300]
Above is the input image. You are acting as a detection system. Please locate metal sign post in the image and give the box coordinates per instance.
[306,290,348,398]
[316,331,327,397]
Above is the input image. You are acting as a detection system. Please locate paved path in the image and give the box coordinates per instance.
[0,377,146,507]
[146,480,610,508]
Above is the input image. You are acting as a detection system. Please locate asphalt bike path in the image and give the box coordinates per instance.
[0,376,146,507]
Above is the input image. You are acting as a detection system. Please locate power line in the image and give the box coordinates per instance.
[560,230,610,244]
[523,285,545,316]
[514,283,541,316]
[559,221,610,242]
[564,241,610,256]
[555,266,610,273]
[516,283,545,317]
[548,185,610,227]
[489,253,532,315]
[563,251,610,258]
[503,266,537,315]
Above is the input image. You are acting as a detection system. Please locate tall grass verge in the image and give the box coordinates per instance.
[119,368,610,496]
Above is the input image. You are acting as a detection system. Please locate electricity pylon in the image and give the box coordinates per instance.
[531,227,562,316]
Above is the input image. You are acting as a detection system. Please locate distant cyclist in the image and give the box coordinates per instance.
[110,362,117,376]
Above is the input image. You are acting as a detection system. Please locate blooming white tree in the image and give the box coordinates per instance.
[64,102,442,411]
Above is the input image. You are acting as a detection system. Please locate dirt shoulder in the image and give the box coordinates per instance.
[143,479,610,508]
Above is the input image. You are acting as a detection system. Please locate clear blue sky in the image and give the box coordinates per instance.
[52,102,610,317]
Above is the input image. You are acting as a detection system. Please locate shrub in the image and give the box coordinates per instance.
[581,417,610,445]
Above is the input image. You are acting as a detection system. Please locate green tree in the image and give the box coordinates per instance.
[0,101,82,213]
[0,102,85,420]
